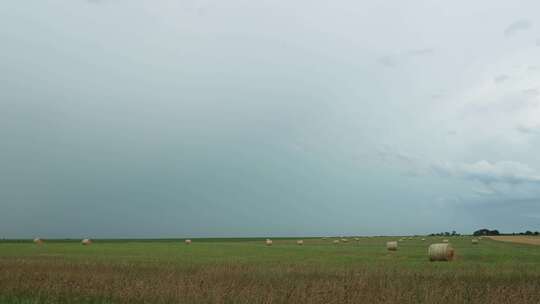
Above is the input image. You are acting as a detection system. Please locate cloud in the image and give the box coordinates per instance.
[377,55,399,68]
[493,74,510,84]
[405,48,435,57]
[516,125,540,134]
[374,145,430,177]
[86,0,113,5]
[523,89,540,97]
[536,38,540,46]
[431,91,446,100]
[504,20,532,36]
[472,185,496,196]
[435,196,462,206]
[522,213,540,219]
[432,160,540,185]
[376,48,434,67]
[375,145,418,165]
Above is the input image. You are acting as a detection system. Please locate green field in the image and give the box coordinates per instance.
[1,237,540,304]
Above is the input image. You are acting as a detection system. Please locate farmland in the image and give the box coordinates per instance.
[487,235,540,246]
[1,237,540,304]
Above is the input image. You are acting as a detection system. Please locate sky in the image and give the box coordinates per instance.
[1,0,540,238]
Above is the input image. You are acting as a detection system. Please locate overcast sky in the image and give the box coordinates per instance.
[1,0,540,238]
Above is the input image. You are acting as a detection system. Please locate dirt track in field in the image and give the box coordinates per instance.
[487,236,540,245]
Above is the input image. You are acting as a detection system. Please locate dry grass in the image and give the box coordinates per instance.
[1,258,540,304]
[487,236,540,246]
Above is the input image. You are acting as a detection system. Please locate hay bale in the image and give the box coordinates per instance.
[81,239,92,245]
[421,238,426,241]
[33,238,43,245]
[442,239,449,243]
[428,243,454,261]
[354,237,360,241]
[297,240,304,245]
[341,238,348,243]
[322,237,327,240]
[333,239,340,244]
[386,241,398,251]
[471,238,479,244]
[185,239,192,245]
[266,239,273,246]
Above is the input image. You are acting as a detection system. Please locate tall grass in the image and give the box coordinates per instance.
[2,259,540,303]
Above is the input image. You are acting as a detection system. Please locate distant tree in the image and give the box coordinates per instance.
[451,230,457,236]
[473,229,488,236]
[525,230,533,235]
[473,229,500,236]
[534,231,539,236]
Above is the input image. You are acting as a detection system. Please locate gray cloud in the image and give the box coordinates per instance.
[374,145,430,178]
[405,48,435,57]
[459,90,539,119]
[471,185,497,196]
[377,48,434,67]
[3,0,540,237]
[523,89,540,97]
[504,20,532,36]
[431,91,447,100]
[432,160,540,185]
[377,55,399,68]
[516,125,540,135]
[375,145,418,165]
[494,74,510,84]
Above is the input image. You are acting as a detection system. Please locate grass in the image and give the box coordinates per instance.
[1,237,540,303]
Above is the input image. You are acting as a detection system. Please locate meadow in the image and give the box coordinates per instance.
[1,237,540,304]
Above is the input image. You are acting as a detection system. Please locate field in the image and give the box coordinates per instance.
[1,237,540,304]
[487,235,540,245]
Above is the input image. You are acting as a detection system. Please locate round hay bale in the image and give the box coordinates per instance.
[33,238,43,245]
[341,238,348,243]
[185,239,192,245]
[398,238,404,242]
[386,241,398,251]
[442,239,449,243]
[333,239,340,244]
[354,237,360,241]
[478,236,484,240]
[322,237,327,240]
[81,239,92,246]
[265,239,273,246]
[471,238,479,244]
[297,240,304,245]
[428,243,454,261]
[421,238,426,241]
